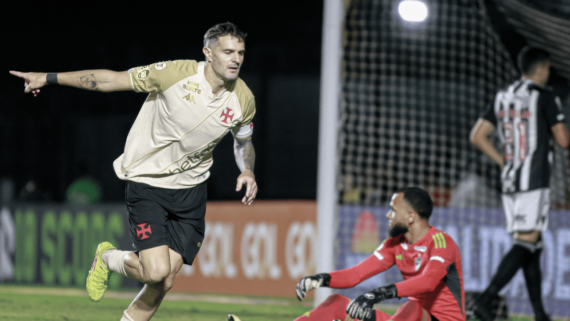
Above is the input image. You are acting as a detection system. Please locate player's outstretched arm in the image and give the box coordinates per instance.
[9,70,132,95]
[234,136,257,205]
[470,118,503,168]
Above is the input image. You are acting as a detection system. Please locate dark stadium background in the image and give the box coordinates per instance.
[2,0,568,203]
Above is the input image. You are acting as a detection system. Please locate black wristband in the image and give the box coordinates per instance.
[46,73,59,85]
[381,284,398,299]
[319,273,331,287]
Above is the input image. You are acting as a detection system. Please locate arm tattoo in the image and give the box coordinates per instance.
[242,140,255,172]
[234,137,255,172]
[78,74,98,89]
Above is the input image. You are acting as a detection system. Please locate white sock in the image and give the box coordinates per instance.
[120,310,134,321]
[102,249,130,277]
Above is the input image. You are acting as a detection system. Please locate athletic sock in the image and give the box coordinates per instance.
[389,301,425,321]
[523,244,549,319]
[120,310,134,321]
[102,249,130,277]
[479,243,532,304]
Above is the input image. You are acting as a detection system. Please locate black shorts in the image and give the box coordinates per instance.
[125,181,207,265]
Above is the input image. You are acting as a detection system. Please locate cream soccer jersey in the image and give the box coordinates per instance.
[113,60,256,189]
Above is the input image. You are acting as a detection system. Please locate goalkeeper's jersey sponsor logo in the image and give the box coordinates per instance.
[432,232,447,249]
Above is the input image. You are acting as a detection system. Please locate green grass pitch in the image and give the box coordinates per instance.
[0,285,563,320]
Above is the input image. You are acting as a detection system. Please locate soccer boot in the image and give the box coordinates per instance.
[86,241,116,302]
[228,315,242,321]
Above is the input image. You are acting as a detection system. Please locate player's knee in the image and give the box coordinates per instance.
[143,264,171,284]
[162,272,177,292]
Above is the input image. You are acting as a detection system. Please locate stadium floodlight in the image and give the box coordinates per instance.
[398,0,428,22]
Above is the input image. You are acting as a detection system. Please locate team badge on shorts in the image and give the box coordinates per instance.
[136,223,152,240]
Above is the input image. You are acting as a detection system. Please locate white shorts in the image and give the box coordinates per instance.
[502,188,550,234]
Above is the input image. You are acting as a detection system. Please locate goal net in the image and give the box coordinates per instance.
[334,0,570,318]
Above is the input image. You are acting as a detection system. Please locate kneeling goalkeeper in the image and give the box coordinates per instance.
[294,187,465,321]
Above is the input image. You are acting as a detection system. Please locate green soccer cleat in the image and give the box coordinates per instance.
[86,241,116,302]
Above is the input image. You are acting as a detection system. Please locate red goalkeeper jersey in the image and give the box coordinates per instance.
[329,226,465,321]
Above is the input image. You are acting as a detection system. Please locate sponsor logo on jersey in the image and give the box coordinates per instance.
[396,254,403,260]
[155,62,167,70]
[183,81,202,93]
[168,142,218,174]
[137,69,150,80]
[498,109,532,119]
[137,65,152,72]
[414,246,427,252]
[432,232,447,249]
[182,93,196,104]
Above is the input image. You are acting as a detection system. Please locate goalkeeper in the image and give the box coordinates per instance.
[295,187,465,321]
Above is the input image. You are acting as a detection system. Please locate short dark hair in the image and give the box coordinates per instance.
[396,187,433,220]
[517,46,550,76]
[204,22,247,48]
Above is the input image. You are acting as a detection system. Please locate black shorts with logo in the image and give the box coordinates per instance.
[125,181,207,265]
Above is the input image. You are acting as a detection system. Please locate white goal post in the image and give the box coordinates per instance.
[316,0,345,307]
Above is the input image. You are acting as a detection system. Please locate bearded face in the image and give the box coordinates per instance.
[389,222,409,237]
[387,192,410,237]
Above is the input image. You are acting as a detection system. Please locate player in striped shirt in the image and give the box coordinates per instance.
[470,47,569,321]
[294,187,465,321]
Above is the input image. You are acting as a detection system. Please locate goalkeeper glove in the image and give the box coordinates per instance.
[295,273,331,301]
[346,284,397,320]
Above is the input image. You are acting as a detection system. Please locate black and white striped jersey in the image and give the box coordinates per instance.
[483,79,565,193]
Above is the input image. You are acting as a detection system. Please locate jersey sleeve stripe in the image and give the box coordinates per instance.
[374,251,384,261]
[430,256,445,263]
[439,233,447,248]
[432,234,440,249]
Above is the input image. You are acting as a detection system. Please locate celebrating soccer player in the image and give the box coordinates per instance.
[469,47,569,321]
[10,22,257,321]
[293,187,465,321]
